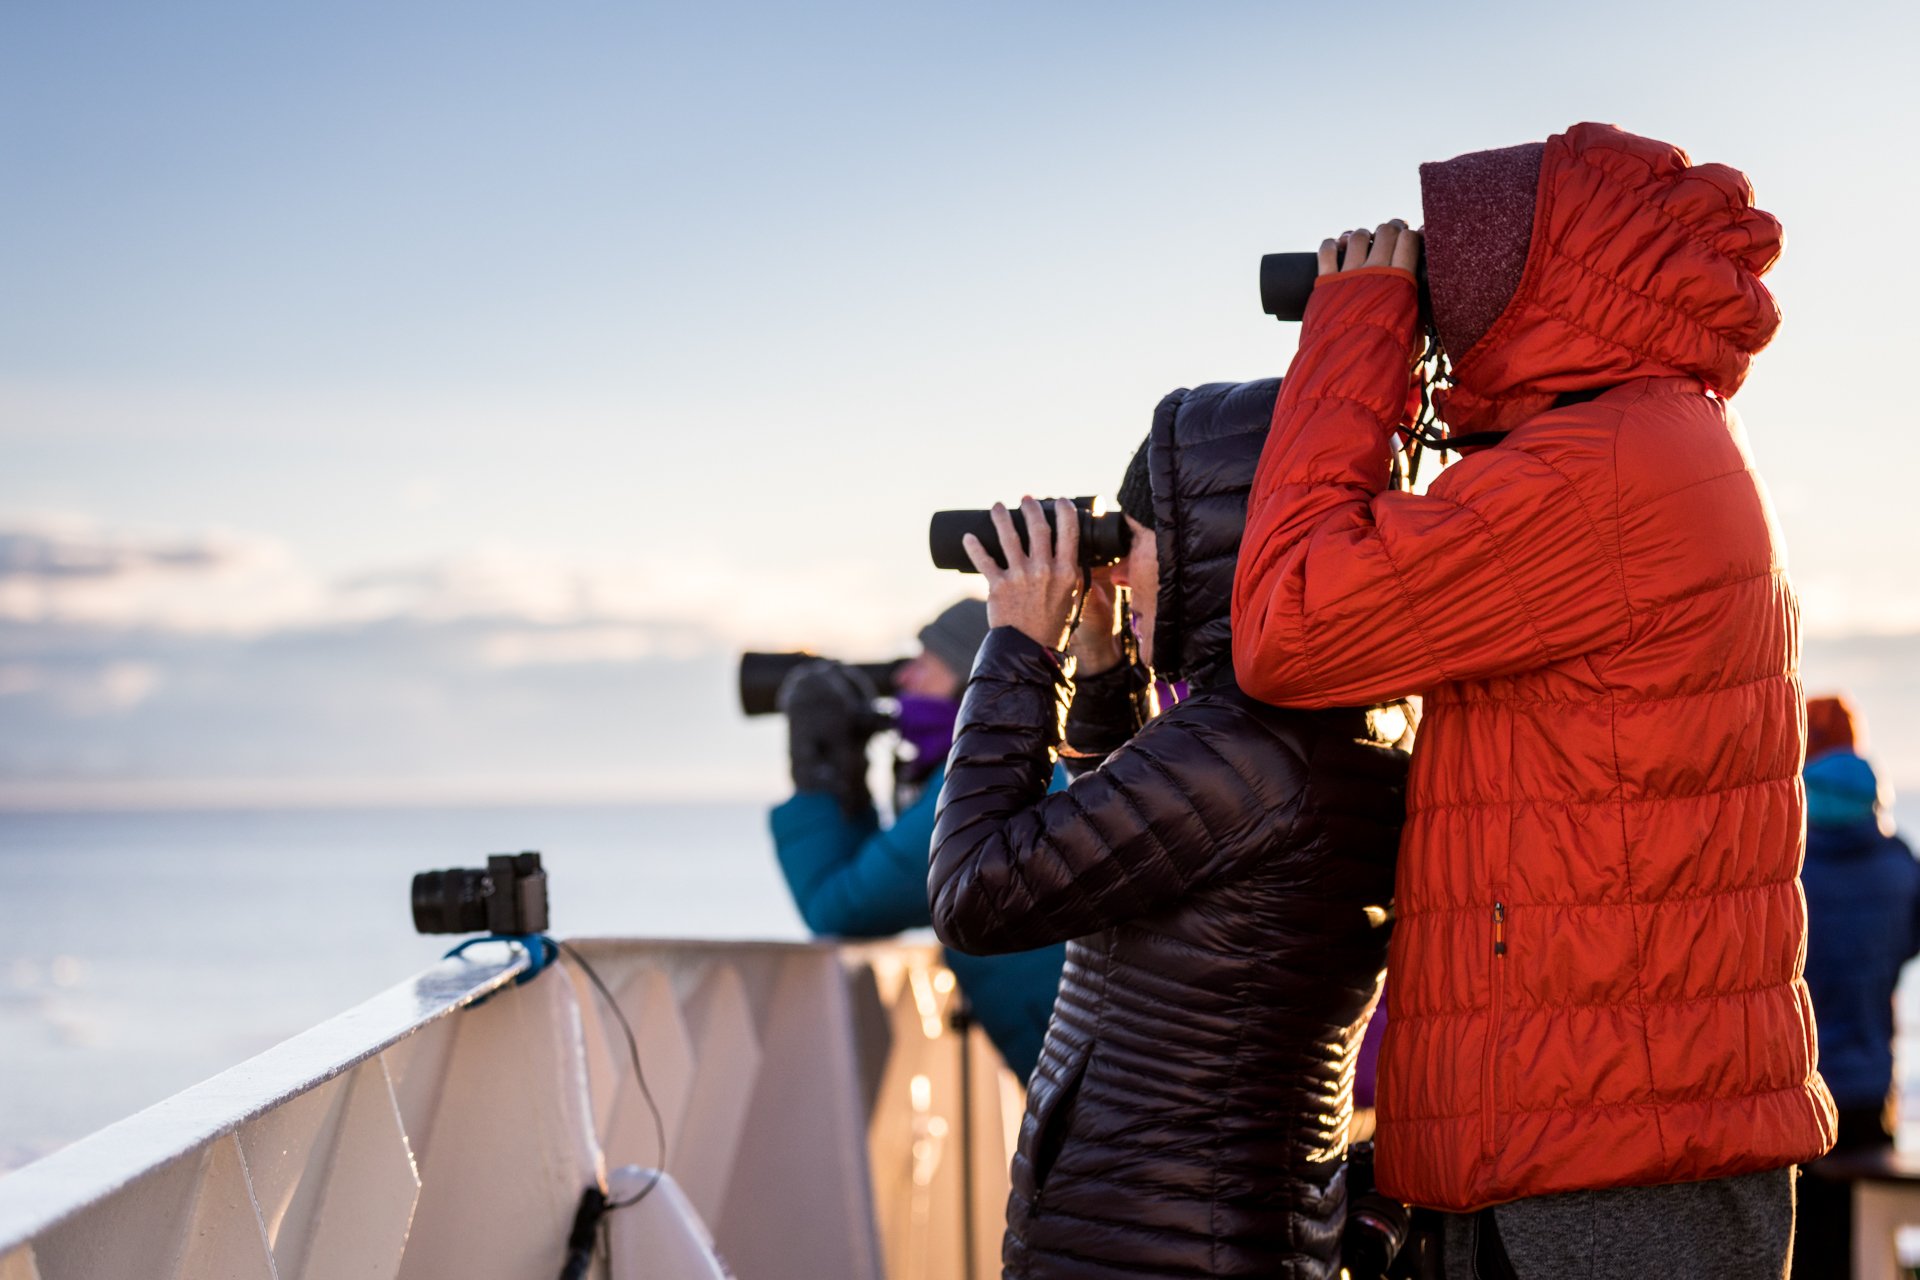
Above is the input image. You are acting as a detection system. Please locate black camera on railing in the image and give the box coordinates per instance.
[1260,250,1432,325]
[412,852,549,935]
[738,652,906,718]
[928,496,1130,573]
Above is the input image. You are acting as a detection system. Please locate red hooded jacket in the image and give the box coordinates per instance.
[1232,124,1835,1211]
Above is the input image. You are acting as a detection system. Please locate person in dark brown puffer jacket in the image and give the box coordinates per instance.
[930,377,1408,1280]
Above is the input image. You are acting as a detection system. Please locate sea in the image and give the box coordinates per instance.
[6,794,1920,1176]
[0,802,810,1173]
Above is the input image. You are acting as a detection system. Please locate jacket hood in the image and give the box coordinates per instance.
[1429,122,1784,432]
[1147,378,1279,688]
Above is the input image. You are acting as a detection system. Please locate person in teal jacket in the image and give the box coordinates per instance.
[770,598,1067,1083]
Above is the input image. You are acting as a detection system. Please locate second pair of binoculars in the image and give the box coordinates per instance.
[928,496,1131,574]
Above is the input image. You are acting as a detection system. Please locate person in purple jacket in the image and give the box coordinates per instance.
[769,598,1066,1081]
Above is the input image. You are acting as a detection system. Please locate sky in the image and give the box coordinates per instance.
[3,0,1918,805]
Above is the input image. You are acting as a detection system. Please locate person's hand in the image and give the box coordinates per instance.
[1067,565,1123,676]
[962,497,1081,652]
[777,660,878,816]
[1319,220,1421,278]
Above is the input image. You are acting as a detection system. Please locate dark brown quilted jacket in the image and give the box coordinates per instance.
[930,379,1408,1279]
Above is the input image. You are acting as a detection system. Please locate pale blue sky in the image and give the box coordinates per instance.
[3,0,1917,801]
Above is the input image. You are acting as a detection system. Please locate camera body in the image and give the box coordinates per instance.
[928,496,1130,573]
[412,851,550,935]
[738,652,904,717]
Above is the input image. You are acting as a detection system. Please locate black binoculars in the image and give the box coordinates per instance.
[1260,250,1432,324]
[928,497,1131,574]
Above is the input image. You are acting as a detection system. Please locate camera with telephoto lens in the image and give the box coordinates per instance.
[928,496,1130,573]
[1260,247,1433,325]
[412,851,549,935]
[1341,1140,1412,1278]
[738,652,905,717]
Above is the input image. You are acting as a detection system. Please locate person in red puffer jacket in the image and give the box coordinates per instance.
[1231,123,1836,1278]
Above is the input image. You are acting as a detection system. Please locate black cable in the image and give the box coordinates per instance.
[556,940,667,1210]
[556,1186,608,1280]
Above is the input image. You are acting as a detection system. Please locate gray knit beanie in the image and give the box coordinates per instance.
[918,598,990,684]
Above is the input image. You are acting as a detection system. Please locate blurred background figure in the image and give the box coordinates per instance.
[1807,692,1865,763]
[1796,694,1920,1276]
[768,598,1066,1082]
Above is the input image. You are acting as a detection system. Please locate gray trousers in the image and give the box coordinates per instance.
[1442,1166,1797,1280]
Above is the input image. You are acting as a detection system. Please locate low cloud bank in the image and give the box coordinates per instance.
[0,517,1912,810]
[0,519,801,806]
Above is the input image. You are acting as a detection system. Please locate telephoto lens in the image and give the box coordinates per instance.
[411,867,492,934]
[738,652,905,717]
[928,497,1130,573]
[1259,249,1432,324]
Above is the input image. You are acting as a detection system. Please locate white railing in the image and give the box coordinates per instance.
[0,939,1020,1280]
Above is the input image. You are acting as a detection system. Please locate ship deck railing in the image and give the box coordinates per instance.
[0,938,1018,1280]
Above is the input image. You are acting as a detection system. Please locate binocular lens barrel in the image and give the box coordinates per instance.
[1261,250,1432,324]
[738,652,904,717]
[929,498,1130,574]
[1259,252,1321,322]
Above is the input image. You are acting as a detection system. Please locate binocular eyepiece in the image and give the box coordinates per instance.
[928,496,1131,574]
[1259,250,1432,324]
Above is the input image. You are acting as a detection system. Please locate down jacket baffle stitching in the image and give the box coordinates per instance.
[1231,122,1834,1212]
[931,379,1406,1280]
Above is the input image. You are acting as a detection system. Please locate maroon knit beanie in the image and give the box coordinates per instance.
[1419,141,1545,361]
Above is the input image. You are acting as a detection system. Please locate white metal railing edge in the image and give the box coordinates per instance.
[0,946,528,1252]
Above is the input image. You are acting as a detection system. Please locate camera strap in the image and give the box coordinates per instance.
[1067,566,1092,634]
[1402,425,1511,453]
[443,932,561,994]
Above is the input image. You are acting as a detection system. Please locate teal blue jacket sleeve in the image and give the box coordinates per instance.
[771,763,1070,938]
[770,776,943,937]
[771,763,1070,1084]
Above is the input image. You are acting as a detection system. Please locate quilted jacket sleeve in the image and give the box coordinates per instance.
[1232,269,1633,707]
[930,628,1307,955]
[1058,661,1144,778]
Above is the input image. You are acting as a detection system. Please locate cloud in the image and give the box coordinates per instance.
[0,516,809,805]
[0,514,940,653]
[0,660,163,716]
[0,612,786,806]
[23,512,1912,812]
[0,529,227,579]
[0,518,322,635]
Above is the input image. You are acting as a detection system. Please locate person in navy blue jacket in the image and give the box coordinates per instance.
[770,599,1066,1082]
[1803,745,1920,1137]
[1796,714,1920,1277]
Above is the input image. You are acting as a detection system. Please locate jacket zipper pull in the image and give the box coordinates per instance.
[1493,901,1507,956]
